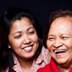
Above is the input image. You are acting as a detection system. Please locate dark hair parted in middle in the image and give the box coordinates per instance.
[0,7,43,72]
[43,10,72,47]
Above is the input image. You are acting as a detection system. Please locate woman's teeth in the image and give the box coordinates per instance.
[24,47,32,50]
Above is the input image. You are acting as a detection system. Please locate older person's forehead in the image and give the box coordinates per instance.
[49,17,72,34]
[52,16,72,25]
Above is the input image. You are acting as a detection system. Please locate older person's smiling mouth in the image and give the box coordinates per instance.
[53,49,67,55]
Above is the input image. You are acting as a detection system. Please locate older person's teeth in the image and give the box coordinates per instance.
[54,50,66,54]
[55,50,65,52]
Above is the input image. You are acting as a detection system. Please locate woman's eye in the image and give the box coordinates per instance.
[29,31,34,34]
[15,35,21,38]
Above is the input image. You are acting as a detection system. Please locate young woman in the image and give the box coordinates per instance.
[0,7,50,72]
[37,10,72,72]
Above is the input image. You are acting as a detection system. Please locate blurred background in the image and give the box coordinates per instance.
[0,0,72,36]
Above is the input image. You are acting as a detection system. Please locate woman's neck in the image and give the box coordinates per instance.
[21,60,33,72]
[17,56,33,72]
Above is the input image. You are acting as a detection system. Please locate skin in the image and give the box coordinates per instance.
[46,16,72,72]
[8,17,39,72]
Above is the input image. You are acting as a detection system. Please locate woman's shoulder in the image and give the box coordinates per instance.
[30,46,50,72]
[41,46,51,63]
[41,46,49,54]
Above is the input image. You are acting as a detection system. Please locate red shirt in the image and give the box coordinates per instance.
[37,58,72,72]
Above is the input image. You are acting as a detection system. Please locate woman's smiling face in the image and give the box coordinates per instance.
[8,17,39,60]
[46,17,72,66]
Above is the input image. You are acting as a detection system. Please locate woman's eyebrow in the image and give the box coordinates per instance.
[27,27,34,31]
[13,31,21,35]
[12,27,34,35]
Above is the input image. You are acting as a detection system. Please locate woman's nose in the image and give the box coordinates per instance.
[53,39,63,48]
[23,35,31,44]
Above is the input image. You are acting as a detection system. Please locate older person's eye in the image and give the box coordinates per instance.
[48,37,55,40]
[62,37,67,39]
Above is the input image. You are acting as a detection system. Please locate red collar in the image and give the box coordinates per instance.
[50,58,60,72]
[50,58,72,72]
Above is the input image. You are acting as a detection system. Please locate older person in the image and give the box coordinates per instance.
[37,10,72,72]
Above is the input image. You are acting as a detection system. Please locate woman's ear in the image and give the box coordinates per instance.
[8,44,11,49]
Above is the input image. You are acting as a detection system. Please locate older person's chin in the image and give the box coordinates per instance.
[55,58,68,65]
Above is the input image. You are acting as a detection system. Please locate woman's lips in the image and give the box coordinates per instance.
[23,46,33,52]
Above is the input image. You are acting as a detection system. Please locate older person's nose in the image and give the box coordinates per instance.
[53,38,62,48]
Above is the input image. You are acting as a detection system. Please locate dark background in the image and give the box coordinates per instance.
[0,0,72,36]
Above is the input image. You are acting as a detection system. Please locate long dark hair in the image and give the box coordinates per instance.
[0,27,8,71]
[0,7,43,72]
